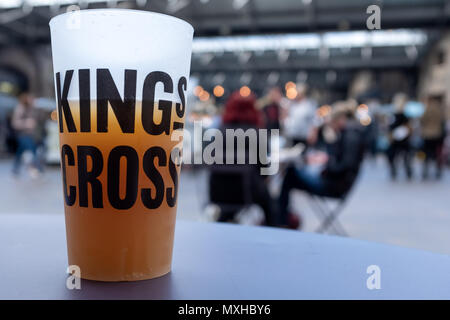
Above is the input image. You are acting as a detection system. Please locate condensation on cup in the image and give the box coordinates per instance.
[49,9,193,281]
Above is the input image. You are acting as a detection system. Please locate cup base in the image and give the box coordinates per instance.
[78,268,171,282]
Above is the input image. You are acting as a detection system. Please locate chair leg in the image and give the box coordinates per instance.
[308,197,343,235]
[316,200,348,236]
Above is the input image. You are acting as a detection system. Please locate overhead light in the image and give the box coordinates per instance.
[405,45,418,60]
[286,87,298,100]
[78,0,89,9]
[0,0,129,9]
[277,50,290,63]
[232,0,249,10]
[0,0,21,8]
[296,71,308,83]
[267,72,280,85]
[199,90,210,101]
[240,72,252,85]
[360,115,372,126]
[107,0,117,8]
[193,34,320,53]
[167,0,190,13]
[238,52,252,64]
[193,85,204,97]
[212,73,226,85]
[357,104,369,115]
[22,3,34,14]
[135,0,147,6]
[213,85,224,97]
[192,30,427,54]
[239,86,251,97]
[200,53,214,65]
[285,81,296,91]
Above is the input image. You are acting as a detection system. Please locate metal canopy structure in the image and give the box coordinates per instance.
[0,0,448,43]
[0,0,446,99]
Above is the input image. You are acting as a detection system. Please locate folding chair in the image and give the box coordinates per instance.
[308,192,352,236]
[308,126,366,236]
[208,165,253,222]
[305,164,364,236]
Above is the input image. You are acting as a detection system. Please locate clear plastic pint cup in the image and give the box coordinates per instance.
[49,9,193,281]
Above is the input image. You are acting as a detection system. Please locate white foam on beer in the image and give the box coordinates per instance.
[50,9,194,102]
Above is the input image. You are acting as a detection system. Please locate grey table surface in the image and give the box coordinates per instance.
[1,213,450,299]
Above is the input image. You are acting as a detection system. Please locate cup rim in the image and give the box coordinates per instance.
[49,8,194,34]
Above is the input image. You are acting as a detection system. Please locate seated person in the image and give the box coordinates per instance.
[208,91,278,226]
[278,104,365,227]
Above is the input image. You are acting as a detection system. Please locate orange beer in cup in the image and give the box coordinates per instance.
[50,9,193,281]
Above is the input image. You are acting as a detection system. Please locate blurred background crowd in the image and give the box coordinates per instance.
[1,0,450,254]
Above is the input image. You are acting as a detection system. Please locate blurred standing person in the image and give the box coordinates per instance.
[420,95,446,179]
[363,99,382,157]
[11,92,42,177]
[262,87,282,131]
[387,93,413,180]
[283,84,317,146]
